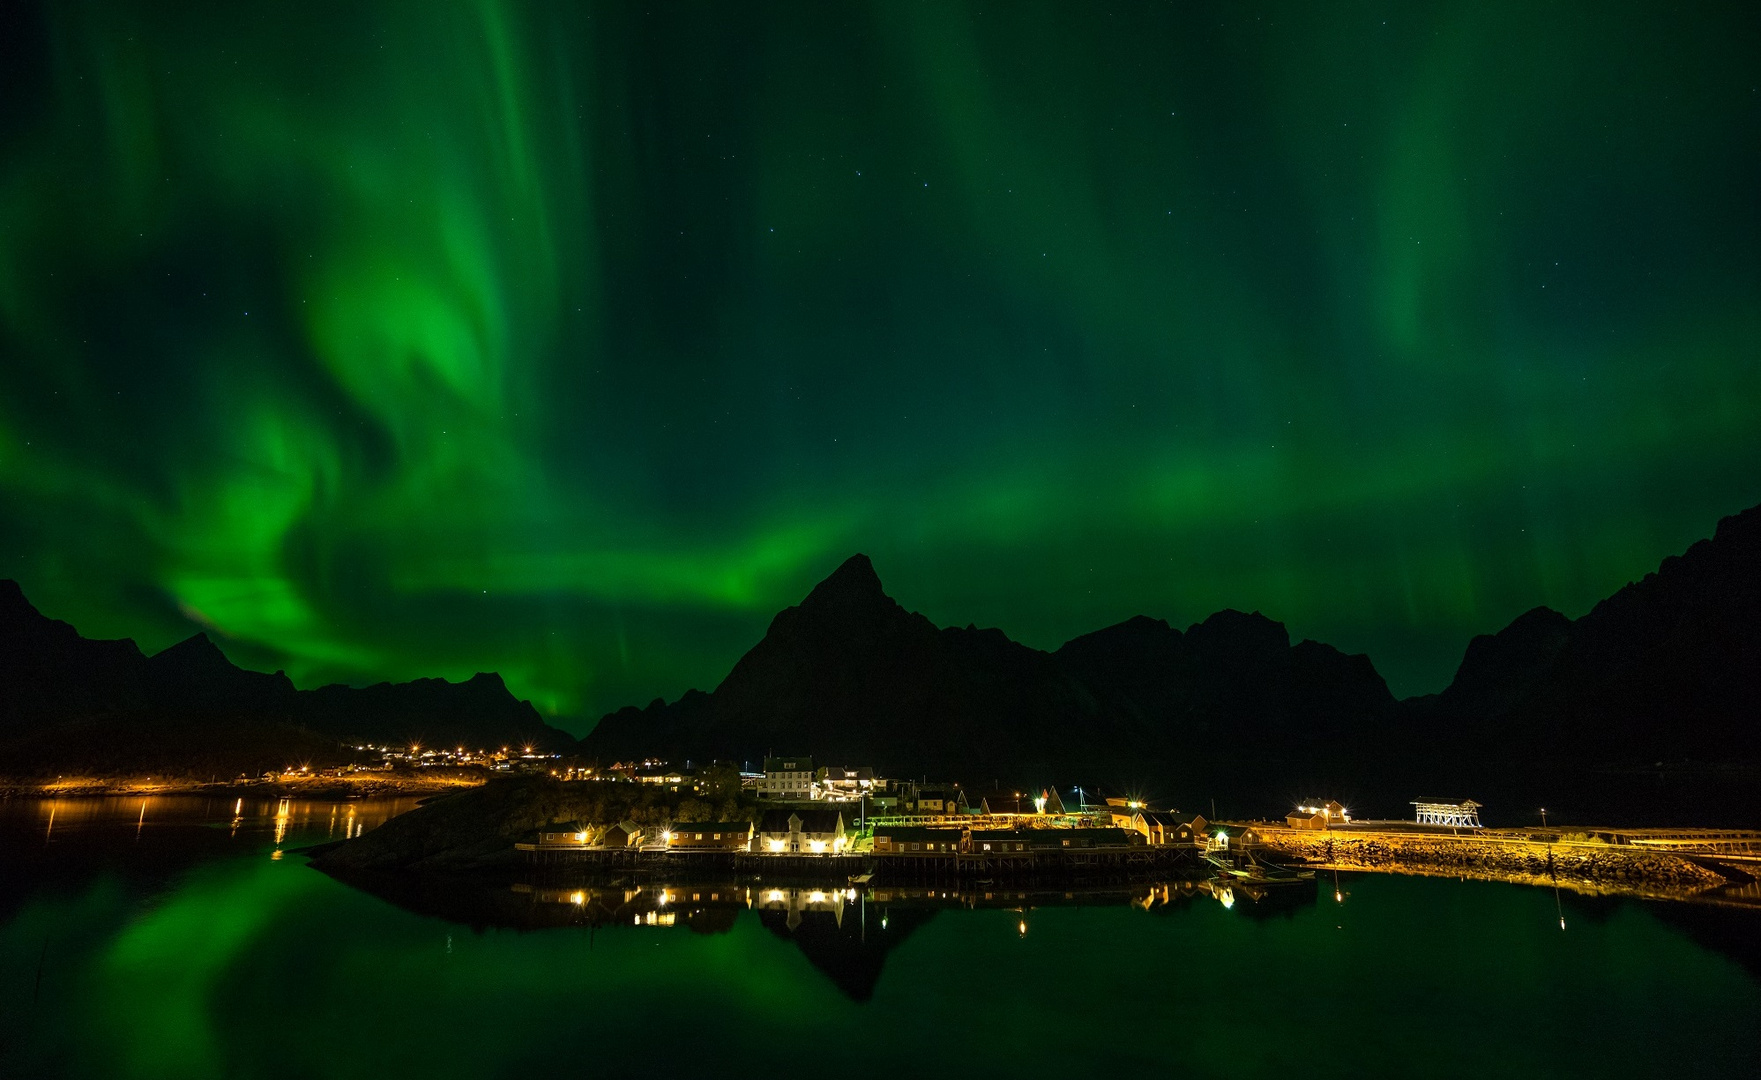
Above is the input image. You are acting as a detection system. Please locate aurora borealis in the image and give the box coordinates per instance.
[1,2,1756,728]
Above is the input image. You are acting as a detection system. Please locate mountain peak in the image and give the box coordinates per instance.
[151,631,239,675]
[800,553,886,610]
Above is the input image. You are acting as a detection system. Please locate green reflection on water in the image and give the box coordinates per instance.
[2,808,1758,1079]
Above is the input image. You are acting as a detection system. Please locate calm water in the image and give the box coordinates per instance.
[2,797,1757,1079]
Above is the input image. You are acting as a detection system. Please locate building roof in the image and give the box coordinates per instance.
[763,756,814,772]
[671,822,753,835]
[1412,798,1482,808]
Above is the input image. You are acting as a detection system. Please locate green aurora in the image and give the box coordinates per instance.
[0,1,1756,728]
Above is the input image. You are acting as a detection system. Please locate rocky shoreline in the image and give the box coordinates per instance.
[1255,827,1735,900]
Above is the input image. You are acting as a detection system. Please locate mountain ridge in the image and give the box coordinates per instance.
[0,582,572,776]
[583,503,1761,790]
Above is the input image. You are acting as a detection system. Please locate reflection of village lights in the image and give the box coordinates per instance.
[767,839,785,852]
[1218,886,1235,909]
[1335,891,1343,903]
[809,891,826,903]
[1018,919,1027,936]
[766,890,785,903]
[881,915,888,930]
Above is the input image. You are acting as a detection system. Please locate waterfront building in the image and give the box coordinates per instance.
[967,829,1029,853]
[664,822,755,851]
[872,825,964,853]
[756,808,848,853]
[1120,809,1200,845]
[1026,827,1133,850]
[599,820,644,848]
[536,828,589,846]
[1411,799,1483,828]
[1286,801,1350,830]
[758,756,816,801]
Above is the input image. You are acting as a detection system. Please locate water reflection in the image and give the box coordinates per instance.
[3,799,1760,1079]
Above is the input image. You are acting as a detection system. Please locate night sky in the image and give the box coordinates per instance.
[1,2,1756,729]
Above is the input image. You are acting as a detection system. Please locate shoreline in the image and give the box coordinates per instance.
[1249,823,1758,905]
[0,772,488,801]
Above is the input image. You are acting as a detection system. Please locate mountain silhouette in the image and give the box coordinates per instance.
[0,582,570,777]
[584,503,1761,810]
[582,554,1398,783]
[1422,503,1761,760]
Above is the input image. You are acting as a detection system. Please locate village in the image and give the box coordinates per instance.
[511,753,1517,881]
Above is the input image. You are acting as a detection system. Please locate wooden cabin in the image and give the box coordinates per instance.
[1027,828,1134,850]
[599,820,643,849]
[967,829,1030,853]
[665,822,754,851]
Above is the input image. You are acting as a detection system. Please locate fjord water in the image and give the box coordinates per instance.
[2,799,1756,1079]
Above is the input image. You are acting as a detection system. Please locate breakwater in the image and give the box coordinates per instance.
[1253,826,1737,901]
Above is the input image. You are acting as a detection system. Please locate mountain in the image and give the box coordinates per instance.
[580,554,1398,783]
[1425,503,1761,760]
[582,503,1761,811]
[0,580,571,777]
